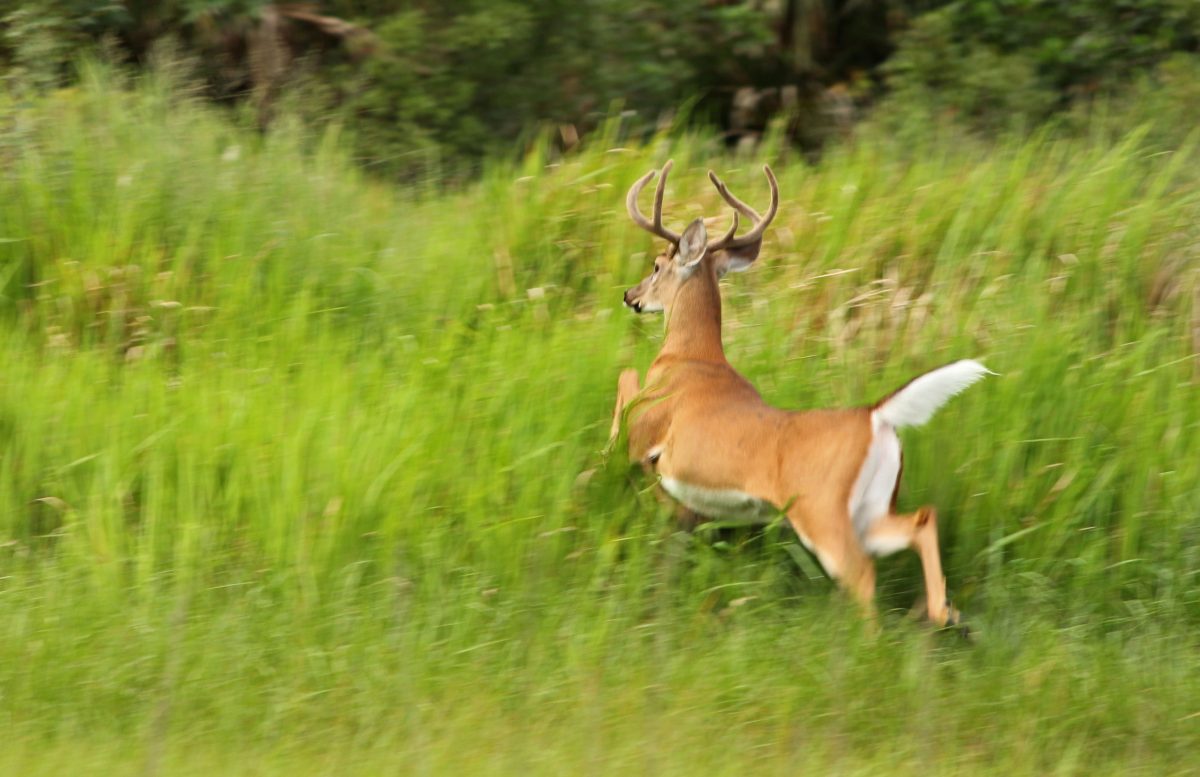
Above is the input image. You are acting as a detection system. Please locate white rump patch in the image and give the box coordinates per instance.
[848,423,902,537]
[660,477,777,524]
[864,531,910,558]
[874,359,992,429]
[850,359,991,540]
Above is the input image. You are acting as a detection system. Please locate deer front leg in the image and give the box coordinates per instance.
[673,506,705,532]
[609,371,698,532]
[609,368,641,444]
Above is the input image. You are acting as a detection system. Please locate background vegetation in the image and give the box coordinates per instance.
[1,62,1198,773]
[1,2,1199,774]
[3,1,1199,176]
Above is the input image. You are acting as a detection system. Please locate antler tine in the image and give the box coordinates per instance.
[652,160,682,243]
[706,165,779,250]
[626,160,682,244]
[707,211,739,251]
[625,169,658,232]
[707,169,761,223]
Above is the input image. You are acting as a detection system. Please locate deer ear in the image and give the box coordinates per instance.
[713,243,761,277]
[675,218,708,270]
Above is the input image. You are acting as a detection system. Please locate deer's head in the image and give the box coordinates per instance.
[623,160,778,314]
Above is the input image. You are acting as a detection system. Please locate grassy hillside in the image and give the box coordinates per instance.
[1,67,1198,775]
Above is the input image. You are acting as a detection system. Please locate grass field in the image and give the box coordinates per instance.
[1,67,1199,775]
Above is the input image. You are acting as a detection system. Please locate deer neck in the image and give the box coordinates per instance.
[660,262,725,362]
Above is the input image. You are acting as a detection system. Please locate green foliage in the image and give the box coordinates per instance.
[5,2,1200,171]
[880,10,1057,134]
[882,0,1200,134]
[0,2,85,91]
[953,0,1200,90]
[327,0,774,178]
[0,1,779,177]
[1063,53,1200,149]
[2,67,1200,773]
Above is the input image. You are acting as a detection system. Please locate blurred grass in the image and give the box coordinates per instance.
[1,64,1198,774]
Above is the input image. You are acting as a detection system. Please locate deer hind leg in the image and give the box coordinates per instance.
[608,368,641,444]
[863,506,960,627]
[787,504,878,621]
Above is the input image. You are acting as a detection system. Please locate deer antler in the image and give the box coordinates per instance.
[626,160,683,244]
[705,165,779,251]
[627,161,777,254]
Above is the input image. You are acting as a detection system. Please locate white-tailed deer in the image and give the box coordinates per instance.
[611,161,990,627]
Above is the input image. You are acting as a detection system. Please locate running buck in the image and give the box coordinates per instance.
[610,161,990,626]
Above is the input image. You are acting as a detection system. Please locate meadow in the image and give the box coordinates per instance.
[1,67,1198,775]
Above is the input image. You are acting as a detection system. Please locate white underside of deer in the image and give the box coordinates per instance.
[611,160,992,628]
[658,477,774,523]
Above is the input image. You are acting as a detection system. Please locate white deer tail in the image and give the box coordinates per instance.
[872,359,992,429]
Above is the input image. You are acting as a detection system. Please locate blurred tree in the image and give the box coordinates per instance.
[328,0,777,176]
[2,1,1198,174]
[882,0,1200,132]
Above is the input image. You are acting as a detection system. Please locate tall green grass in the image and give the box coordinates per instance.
[1,66,1198,774]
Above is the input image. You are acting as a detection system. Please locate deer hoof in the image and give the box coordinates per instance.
[940,603,973,641]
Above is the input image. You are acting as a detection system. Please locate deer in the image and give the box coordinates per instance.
[609,160,991,628]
